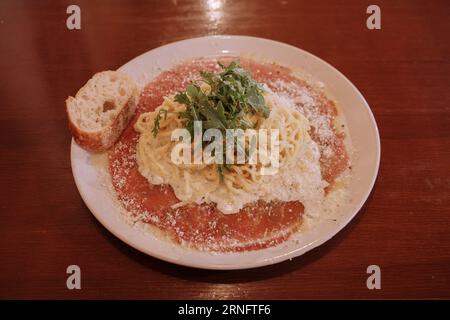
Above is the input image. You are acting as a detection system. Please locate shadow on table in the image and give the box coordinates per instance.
[89,193,374,284]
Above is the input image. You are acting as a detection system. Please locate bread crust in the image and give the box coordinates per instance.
[66,73,139,152]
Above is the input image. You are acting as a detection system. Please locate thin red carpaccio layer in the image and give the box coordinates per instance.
[109,58,349,252]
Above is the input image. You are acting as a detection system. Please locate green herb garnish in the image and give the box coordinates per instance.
[152,108,168,137]
[153,60,270,176]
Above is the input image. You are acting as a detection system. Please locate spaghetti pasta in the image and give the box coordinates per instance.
[134,90,328,215]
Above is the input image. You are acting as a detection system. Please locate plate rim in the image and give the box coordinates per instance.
[70,35,381,270]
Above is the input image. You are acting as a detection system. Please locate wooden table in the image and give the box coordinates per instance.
[1,0,449,299]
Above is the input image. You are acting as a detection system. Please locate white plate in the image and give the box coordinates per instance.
[71,35,380,270]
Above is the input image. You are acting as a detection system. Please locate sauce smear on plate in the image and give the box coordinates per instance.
[109,58,348,252]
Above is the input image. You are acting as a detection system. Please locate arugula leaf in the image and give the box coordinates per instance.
[174,92,190,105]
[153,60,270,177]
[152,108,168,137]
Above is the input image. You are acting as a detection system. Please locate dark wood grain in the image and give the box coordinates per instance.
[0,0,449,299]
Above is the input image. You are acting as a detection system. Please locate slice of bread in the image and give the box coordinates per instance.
[66,71,140,152]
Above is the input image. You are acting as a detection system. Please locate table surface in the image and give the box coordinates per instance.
[1,0,449,299]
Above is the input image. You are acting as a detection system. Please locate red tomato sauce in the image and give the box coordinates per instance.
[109,58,348,252]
